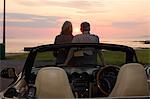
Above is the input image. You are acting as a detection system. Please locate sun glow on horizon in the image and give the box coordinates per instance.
[73,27,80,35]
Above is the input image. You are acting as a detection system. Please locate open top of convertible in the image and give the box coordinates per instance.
[1,43,149,98]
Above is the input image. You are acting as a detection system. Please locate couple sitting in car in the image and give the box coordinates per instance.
[54,21,100,65]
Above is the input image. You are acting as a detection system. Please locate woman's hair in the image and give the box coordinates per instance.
[61,21,73,35]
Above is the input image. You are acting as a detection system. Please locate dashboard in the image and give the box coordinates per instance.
[63,67,99,97]
[30,65,118,98]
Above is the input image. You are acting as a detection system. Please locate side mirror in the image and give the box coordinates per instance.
[145,66,150,78]
[0,68,17,79]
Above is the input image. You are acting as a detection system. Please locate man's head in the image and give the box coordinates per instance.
[80,22,90,33]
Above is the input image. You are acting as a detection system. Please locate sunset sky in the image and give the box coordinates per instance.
[0,0,150,52]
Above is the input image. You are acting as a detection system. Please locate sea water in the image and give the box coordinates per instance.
[3,38,149,53]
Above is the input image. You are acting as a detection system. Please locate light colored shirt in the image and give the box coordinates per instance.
[72,32,99,43]
[70,31,99,65]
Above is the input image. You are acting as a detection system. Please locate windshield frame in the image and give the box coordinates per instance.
[23,43,138,83]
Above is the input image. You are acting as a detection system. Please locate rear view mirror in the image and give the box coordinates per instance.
[0,68,17,79]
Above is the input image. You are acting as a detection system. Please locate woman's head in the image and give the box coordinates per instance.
[61,21,72,35]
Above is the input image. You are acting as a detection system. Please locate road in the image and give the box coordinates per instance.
[0,60,25,91]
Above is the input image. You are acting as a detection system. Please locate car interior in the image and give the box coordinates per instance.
[24,45,149,98]
[34,63,149,98]
[1,44,149,98]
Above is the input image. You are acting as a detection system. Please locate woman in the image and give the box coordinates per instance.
[54,21,74,64]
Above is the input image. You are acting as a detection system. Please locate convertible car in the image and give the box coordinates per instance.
[0,43,149,98]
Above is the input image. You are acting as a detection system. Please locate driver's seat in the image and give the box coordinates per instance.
[35,67,74,98]
[110,63,149,97]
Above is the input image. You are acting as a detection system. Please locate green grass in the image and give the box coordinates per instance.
[136,50,150,64]
[6,49,150,65]
[101,51,126,66]
[101,50,150,66]
[6,53,29,60]
[35,52,55,61]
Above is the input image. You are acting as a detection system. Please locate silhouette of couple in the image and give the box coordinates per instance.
[54,21,100,65]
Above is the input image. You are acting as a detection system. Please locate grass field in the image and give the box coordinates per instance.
[6,49,150,65]
[135,50,150,64]
[102,50,150,65]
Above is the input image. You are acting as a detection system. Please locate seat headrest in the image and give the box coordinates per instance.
[110,63,149,97]
[35,67,74,98]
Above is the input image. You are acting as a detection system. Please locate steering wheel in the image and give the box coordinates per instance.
[96,65,120,96]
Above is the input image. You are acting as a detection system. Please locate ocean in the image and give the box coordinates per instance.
[3,38,149,53]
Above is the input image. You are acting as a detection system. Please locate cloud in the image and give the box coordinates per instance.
[16,0,105,13]
[0,13,63,28]
[112,21,143,29]
[17,1,39,6]
[77,10,107,14]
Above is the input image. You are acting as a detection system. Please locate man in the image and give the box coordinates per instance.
[63,22,100,65]
[72,22,99,43]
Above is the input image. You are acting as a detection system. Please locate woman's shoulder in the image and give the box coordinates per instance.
[55,34,73,42]
[60,34,74,38]
[57,34,73,37]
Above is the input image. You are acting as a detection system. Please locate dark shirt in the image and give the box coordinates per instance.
[54,34,73,64]
[54,34,73,44]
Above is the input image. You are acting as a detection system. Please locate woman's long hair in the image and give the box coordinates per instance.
[61,21,73,35]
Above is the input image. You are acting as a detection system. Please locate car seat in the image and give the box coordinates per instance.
[110,63,149,97]
[35,67,74,98]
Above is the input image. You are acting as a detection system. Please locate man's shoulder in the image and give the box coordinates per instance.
[90,33,99,42]
[90,33,99,37]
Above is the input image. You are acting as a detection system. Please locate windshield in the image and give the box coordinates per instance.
[33,46,126,68]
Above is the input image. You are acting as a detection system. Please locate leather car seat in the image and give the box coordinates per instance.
[35,67,74,98]
[110,63,149,97]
